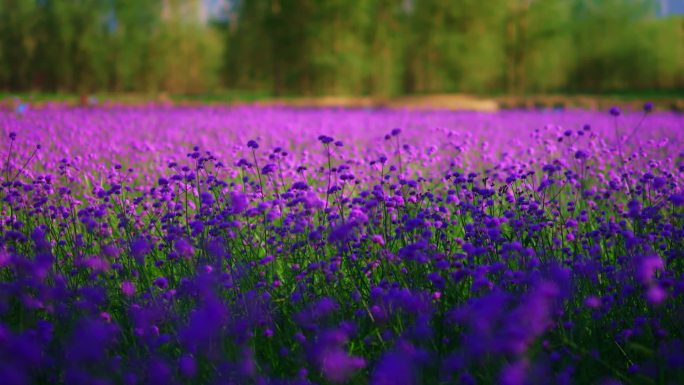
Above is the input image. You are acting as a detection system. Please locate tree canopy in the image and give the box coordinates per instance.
[1,0,682,95]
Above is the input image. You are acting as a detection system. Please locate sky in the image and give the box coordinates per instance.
[659,0,684,15]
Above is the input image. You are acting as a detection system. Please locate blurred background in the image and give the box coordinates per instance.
[0,0,683,104]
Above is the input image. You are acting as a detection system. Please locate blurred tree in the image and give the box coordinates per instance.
[225,0,374,96]
[504,0,573,93]
[0,0,39,90]
[569,0,668,92]
[0,0,221,94]
[223,0,274,92]
[405,0,508,94]
[155,0,223,93]
[108,0,164,92]
[365,0,407,96]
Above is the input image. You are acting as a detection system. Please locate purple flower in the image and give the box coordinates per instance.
[609,107,621,116]
[261,163,277,174]
[146,358,173,385]
[370,346,418,385]
[230,191,249,213]
[318,135,334,144]
[575,150,588,160]
[584,295,601,309]
[644,102,654,112]
[199,191,214,205]
[292,181,309,191]
[179,355,197,378]
[320,348,366,383]
[66,318,119,364]
[635,255,664,285]
[130,237,151,264]
[153,276,168,289]
[259,255,275,265]
[295,297,338,329]
[180,296,227,352]
[652,177,666,190]
[328,222,356,243]
[646,285,667,305]
[121,281,135,297]
[370,234,385,246]
[247,139,259,149]
[669,194,684,206]
[175,238,195,259]
[500,360,528,385]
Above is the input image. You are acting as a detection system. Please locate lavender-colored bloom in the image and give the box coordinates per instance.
[584,295,601,309]
[292,181,309,190]
[230,191,249,213]
[643,102,654,112]
[669,194,684,206]
[261,163,277,174]
[179,354,197,378]
[199,191,214,205]
[146,358,173,385]
[646,285,667,305]
[175,238,194,259]
[575,150,588,160]
[500,360,528,385]
[370,347,418,385]
[320,348,366,383]
[635,255,664,285]
[318,135,334,144]
[121,281,135,297]
[370,234,385,246]
[66,318,119,364]
[180,296,227,352]
[153,276,168,289]
[130,237,151,264]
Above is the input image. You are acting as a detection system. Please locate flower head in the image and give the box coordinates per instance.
[179,355,197,378]
[153,276,169,289]
[318,135,334,144]
[121,281,136,297]
[320,348,366,383]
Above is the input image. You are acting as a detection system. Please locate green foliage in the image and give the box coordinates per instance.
[0,0,682,95]
[0,0,222,94]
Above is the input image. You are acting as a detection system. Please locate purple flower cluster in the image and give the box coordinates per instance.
[1,106,683,384]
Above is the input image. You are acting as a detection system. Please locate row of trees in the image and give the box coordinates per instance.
[1,0,683,95]
[0,0,222,94]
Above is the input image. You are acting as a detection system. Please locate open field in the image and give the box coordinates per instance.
[1,105,683,384]
[2,92,684,112]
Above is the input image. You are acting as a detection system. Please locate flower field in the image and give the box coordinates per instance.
[1,105,683,385]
